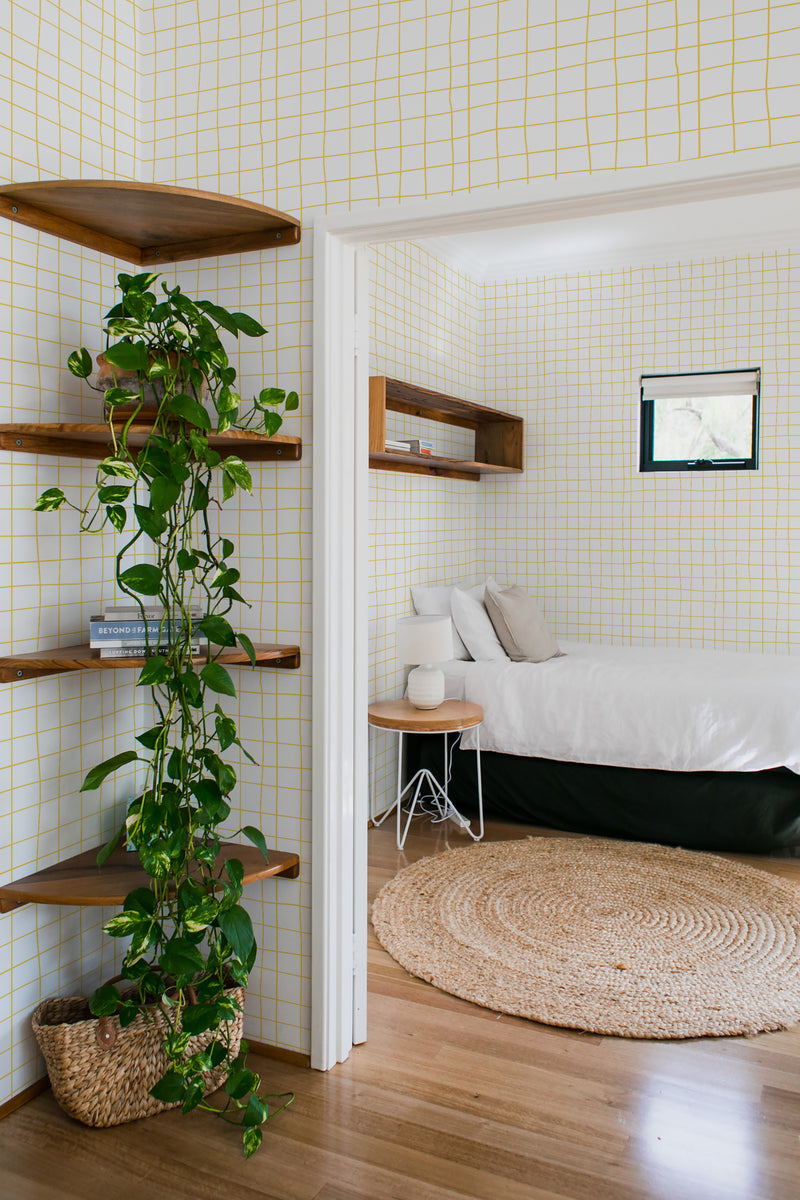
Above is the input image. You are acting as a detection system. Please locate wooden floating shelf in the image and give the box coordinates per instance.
[0,841,300,913]
[369,376,523,481]
[0,180,301,264]
[369,451,517,481]
[0,642,301,682]
[0,418,301,464]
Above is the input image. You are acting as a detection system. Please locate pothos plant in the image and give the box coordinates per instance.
[35,271,299,1156]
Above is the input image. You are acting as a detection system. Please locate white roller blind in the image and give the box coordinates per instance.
[641,370,760,400]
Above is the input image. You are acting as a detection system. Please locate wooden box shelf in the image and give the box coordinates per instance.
[369,376,523,481]
[0,841,300,913]
[0,642,301,682]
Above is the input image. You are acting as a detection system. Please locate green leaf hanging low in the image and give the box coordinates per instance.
[218,905,256,963]
[200,661,237,697]
[232,312,267,337]
[241,825,269,864]
[80,750,140,792]
[149,1071,185,1104]
[237,632,257,666]
[149,477,182,513]
[34,487,67,512]
[222,456,252,494]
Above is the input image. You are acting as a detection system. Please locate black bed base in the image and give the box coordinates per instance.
[406,734,800,853]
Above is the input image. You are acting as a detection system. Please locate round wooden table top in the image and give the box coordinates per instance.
[367,698,483,733]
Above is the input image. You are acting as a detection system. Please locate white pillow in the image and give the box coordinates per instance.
[484,581,562,662]
[411,584,469,660]
[450,585,509,661]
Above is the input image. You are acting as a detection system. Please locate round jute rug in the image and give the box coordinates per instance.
[371,836,800,1038]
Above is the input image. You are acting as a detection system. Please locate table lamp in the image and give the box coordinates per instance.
[396,614,454,709]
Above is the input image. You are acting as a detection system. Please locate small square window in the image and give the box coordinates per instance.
[639,369,760,472]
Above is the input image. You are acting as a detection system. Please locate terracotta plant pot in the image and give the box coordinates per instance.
[95,353,209,408]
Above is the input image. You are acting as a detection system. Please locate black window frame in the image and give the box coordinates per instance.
[639,368,760,473]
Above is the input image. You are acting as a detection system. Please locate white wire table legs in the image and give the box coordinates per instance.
[373,728,484,849]
[474,724,484,841]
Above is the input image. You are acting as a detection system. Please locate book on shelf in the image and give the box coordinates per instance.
[385,437,434,456]
[89,618,204,642]
[99,643,204,659]
[101,604,203,620]
[95,637,208,650]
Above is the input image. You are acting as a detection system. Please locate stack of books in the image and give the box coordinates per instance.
[385,437,435,456]
[90,605,207,659]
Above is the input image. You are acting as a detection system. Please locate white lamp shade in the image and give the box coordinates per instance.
[396,615,453,664]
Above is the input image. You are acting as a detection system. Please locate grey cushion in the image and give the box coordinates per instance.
[484,582,563,663]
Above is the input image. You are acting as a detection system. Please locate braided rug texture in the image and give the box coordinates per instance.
[371,836,800,1038]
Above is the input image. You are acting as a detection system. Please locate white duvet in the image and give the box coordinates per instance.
[445,641,800,775]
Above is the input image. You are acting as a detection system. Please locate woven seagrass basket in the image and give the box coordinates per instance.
[32,984,245,1128]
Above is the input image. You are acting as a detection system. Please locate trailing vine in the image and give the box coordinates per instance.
[35,271,297,1156]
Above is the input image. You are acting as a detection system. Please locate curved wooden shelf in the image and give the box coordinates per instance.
[0,180,300,264]
[0,841,300,913]
[0,419,301,464]
[0,642,301,682]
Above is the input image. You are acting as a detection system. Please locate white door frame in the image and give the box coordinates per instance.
[309,148,800,1071]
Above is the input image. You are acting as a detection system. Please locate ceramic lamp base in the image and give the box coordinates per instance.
[407,664,444,709]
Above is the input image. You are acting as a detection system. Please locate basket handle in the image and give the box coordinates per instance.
[95,1017,117,1048]
[94,975,126,1048]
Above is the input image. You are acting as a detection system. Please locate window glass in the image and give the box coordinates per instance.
[651,394,754,462]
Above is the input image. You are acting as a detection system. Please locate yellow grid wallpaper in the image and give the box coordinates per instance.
[148,0,799,206]
[481,250,800,653]
[368,241,484,816]
[1,0,146,1109]
[3,0,800,1101]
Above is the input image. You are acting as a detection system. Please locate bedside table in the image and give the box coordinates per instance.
[368,698,484,849]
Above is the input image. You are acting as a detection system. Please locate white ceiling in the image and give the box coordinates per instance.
[420,187,800,280]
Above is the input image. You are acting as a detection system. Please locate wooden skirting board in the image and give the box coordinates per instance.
[245,1041,311,1069]
[0,1077,51,1121]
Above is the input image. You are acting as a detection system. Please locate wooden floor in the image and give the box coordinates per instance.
[4,816,800,1199]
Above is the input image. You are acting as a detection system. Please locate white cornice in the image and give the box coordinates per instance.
[421,226,800,282]
[314,151,800,246]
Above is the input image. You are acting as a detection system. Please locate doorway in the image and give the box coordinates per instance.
[310,150,800,1070]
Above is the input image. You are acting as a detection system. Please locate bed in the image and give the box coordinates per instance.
[406,640,800,853]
